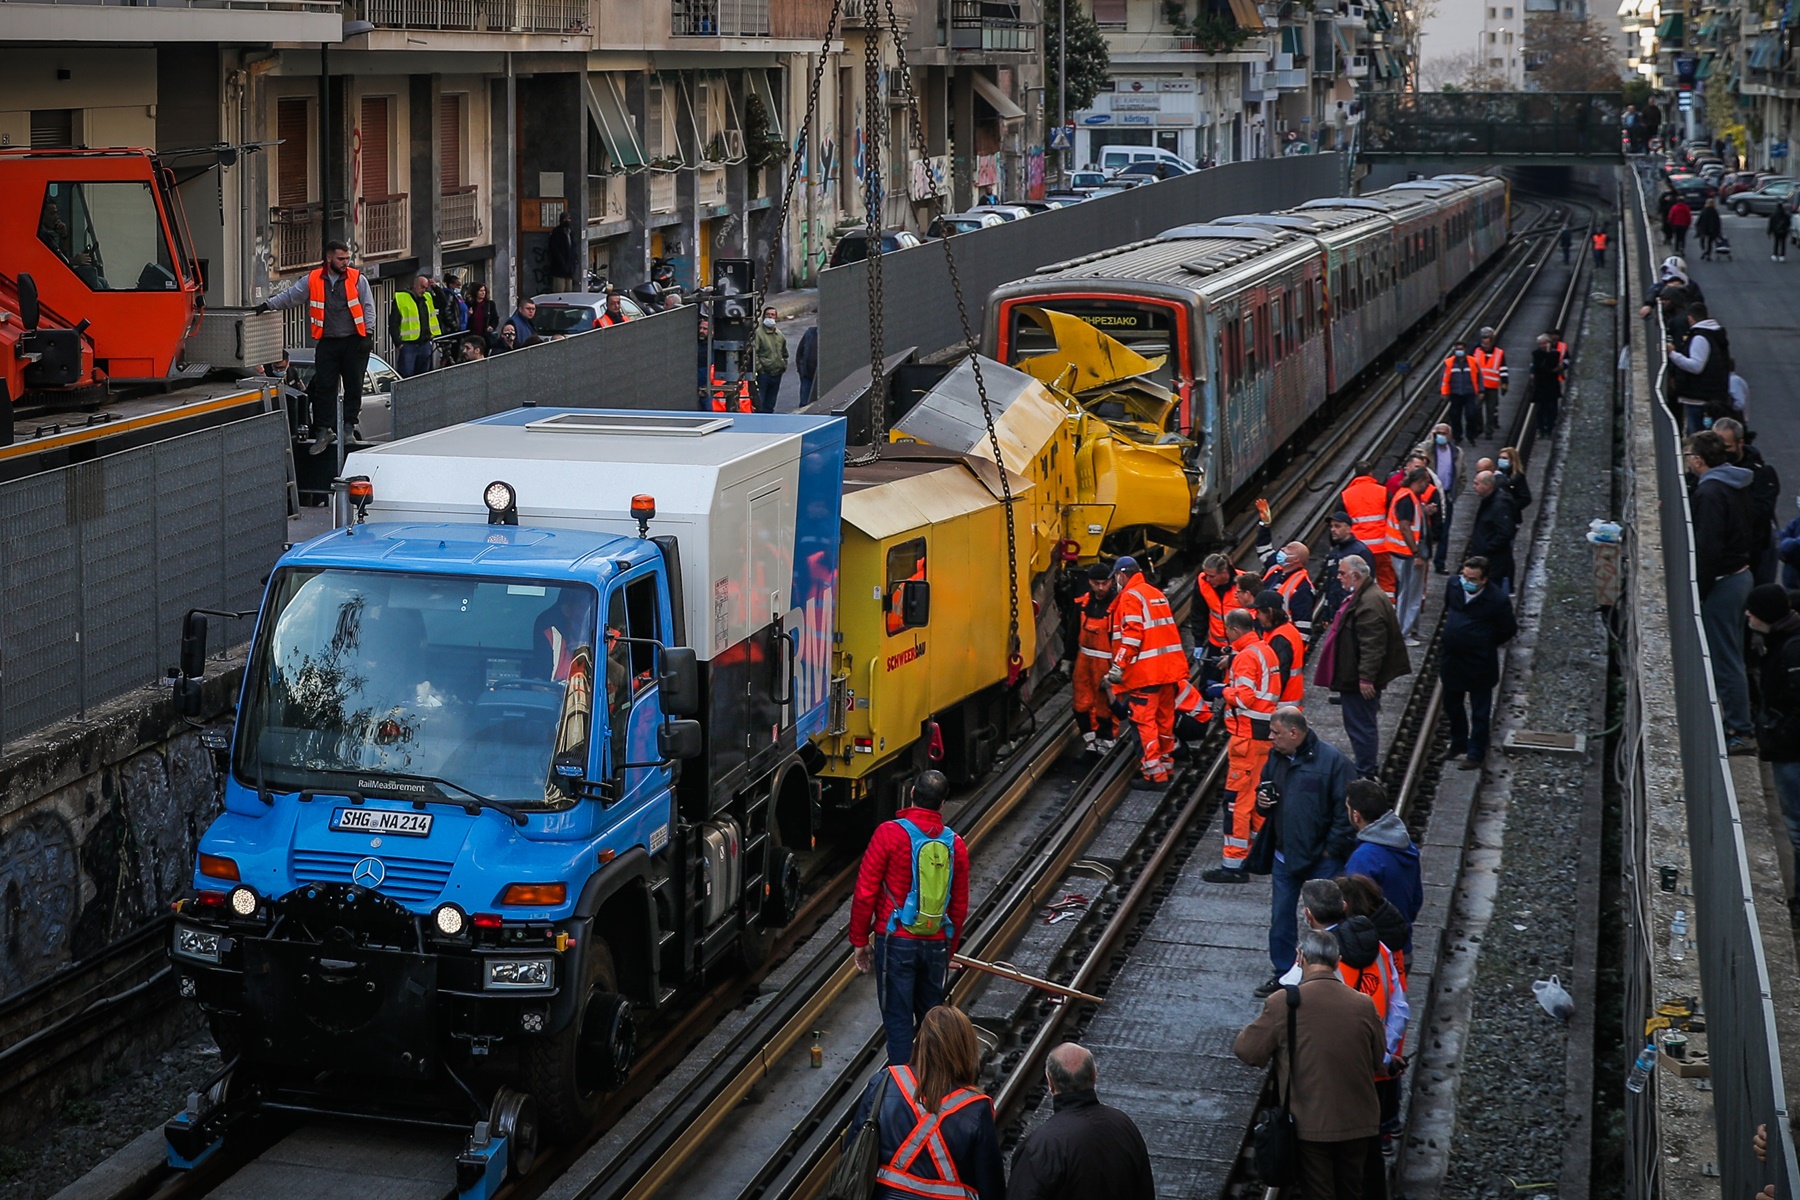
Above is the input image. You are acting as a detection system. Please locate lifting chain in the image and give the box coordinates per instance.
[876,0,1022,678]
[851,23,889,464]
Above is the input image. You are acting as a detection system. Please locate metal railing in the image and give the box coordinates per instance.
[948,0,1035,50]
[588,174,627,224]
[357,0,587,31]
[441,185,481,244]
[359,194,408,258]
[270,203,323,273]
[672,0,768,35]
[1630,165,1800,1200]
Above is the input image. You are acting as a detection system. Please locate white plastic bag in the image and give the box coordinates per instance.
[1534,974,1575,1021]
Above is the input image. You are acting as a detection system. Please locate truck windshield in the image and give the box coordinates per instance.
[38,180,178,293]
[236,568,600,806]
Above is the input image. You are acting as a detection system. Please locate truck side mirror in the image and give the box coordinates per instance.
[900,579,931,628]
[658,719,702,761]
[660,647,701,717]
[180,611,210,678]
[18,273,40,331]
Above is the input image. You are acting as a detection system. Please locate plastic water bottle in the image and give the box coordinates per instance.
[1670,910,1688,961]
[1626,1042,1657,1094]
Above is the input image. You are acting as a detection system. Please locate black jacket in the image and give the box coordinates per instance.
[1691,463,1757,593]
[1737,441,1782,538]
[1697,205,1723,238]
[1365,897,1412,962]
[1467,490,1522,584]
[1755,613,1800,762]
[1497,464,1532,511]
[848,1070,1006,1200]
[1439,578,1519,691]
[1529,347,1563,401]
[547,222,580,278]
[1772,206,1793,238]
[796,325,820,380]
[1007,1089,1156,1200]
[1319,534,1374,628]
[1262,729,1355,872]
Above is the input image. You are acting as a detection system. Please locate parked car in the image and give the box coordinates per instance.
[1664,174,1718,204]
[1085,182,1146,200]
[1013,199,1067,214]
[1096,144,1196,174]
[531,291,652,335]
[924,210,1007,238]
[1719,170,1764,198]
[975,204,1037,221]
[1043,190,1090,204]
[286,349,400,442]
[1733,177,1800,216]
[1066,170,1109,191]
[827,228,924,267]
[1115,159,1197,181]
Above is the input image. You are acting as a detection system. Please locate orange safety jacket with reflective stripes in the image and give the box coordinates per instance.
[1342,475,1392,554]
[1196,575,1235,649]
[1591,232,1608,250]
[1174,678,1211,719]
[710,369,753,412]
[1474,344,1507,390]
[1264,621,1306,705]
[873,1065,988,1200]
[1386,487,1424,559]
[1222,631,1279,740]
[1111,572,1188,688]
[1339,941,1407,1063]
[1439,353,1479,397]
[307,266,369,341]
[1073,590,1115,661]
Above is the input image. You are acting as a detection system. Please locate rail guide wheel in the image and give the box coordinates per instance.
[457,1086,539,1198]
[163,1065,242,1169]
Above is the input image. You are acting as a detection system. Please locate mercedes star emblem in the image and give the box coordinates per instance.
[352,857,386,888]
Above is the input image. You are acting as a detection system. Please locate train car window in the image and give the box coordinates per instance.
[1242,314,1256,378]
[1257,304,1272,364]
[1271,294,1284,358]
[1215,331,1230,396]
[885,538,928,635]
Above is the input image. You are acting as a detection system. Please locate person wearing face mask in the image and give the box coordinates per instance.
[1712,418,1780,584]
[1421,425,1463,574]
[1466,472,1520,595]
[1529,333,1563,437]
[1318,511,1374,632]
[1495,445,1531,512]
[1253,498,1316,637]
[1747,584,1800,922]
[1438,556,1517,771]
[753,305,789,413]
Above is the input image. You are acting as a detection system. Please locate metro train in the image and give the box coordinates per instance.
[985,174,1511,541]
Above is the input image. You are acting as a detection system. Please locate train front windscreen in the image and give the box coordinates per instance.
[1005,299,1184,390]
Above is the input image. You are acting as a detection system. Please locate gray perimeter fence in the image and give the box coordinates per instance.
[1634,165,1800,1200]
[815,153,1343,397]
[0,409,290,750]
[390,306,702,440]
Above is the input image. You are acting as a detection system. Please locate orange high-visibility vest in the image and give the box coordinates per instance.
[1591,232,1608,250]
[1474,344,1506,390]
[1440,353,1479,397]
[710,369,752,412]
[1342,475,1391,554]
[1111,572,1187,688]
[1197,575,1234,649]
[1339,941,1406,1061]
[307,266,369,341]
[1386,487,1423,558]
[873,1065,987,1200]
[1222,632,1279,739]
[1264,621,1306,705]
[1073,591,1115,661]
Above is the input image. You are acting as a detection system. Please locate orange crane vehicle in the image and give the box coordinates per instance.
[0,147,207,445]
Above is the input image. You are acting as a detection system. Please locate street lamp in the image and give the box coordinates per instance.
[1058,0,1067,184]
[321,18,377,255]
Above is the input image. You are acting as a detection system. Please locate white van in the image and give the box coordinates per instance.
[1096,144,1197,175]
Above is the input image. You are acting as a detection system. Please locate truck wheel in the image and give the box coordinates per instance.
[524,941,634,1141]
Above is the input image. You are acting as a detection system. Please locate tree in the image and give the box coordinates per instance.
[1522,13,1625,91]
[1045,1,1111,117]
[1421,47,1510,91]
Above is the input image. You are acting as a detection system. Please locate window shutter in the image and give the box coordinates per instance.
[646,82,665,158]
[30,109,75,148]
[360,96,391,198]
[1091,0,1126,23]
[277,98,310,207]
[440,94,463,191]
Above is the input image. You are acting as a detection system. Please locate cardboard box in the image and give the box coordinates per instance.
[1660,1050,1711,1078]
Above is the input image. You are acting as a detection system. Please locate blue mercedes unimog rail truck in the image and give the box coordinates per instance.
[166,409,846,1194]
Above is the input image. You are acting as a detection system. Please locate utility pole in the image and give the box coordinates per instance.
[1058,0,1068,184]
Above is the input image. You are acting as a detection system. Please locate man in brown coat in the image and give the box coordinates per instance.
[1234,928,1385,1198]
[1328,555,1411,779]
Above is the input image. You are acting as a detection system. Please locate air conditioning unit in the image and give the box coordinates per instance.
[1344,3,1365,17]
[722,129,746,158]
[1351,53,1370,69]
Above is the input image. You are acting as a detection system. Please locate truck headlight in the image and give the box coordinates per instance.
[174,925,222,964]
[484,958,553,990]
[229,886,259,917]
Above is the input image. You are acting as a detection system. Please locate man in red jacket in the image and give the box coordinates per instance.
[849,770,971,1064]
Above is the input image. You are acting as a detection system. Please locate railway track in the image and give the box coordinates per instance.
[50,195,1574,1200]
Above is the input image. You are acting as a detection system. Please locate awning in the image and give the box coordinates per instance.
[748,68,783,141]
[1228,0,1267,31]
[585,73,647,169]
[1655,12,1682,40]
[1281,25,1306,54]
[1334,25,1359,58]
[1696,53,1716,78]
[1750,32,1780,67]
[970,72,1025,121]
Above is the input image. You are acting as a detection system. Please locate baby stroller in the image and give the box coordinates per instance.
[1714,233,1733,261]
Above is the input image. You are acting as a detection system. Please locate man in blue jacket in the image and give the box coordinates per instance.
[1343,778,1422,957]
[1256,706,1354,998]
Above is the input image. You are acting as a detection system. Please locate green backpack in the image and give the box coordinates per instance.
[887,819,957,939]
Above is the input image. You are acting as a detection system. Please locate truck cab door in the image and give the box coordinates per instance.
[604,572,675,849]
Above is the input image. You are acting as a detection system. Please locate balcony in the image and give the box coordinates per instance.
[356,0,588,32]
[672,0,767,35]
[588,174,628,225]
[271,203,323,274]
[949,0,1036,51]
[359,194,409,258]
[442,185,482,244]
[0,0,340,42]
